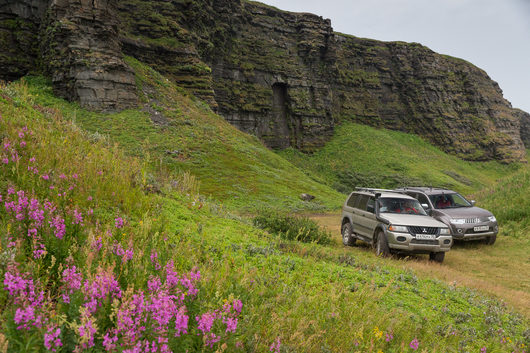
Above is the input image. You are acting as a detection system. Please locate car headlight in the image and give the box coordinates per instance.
[388,225,408,233]
[488,216,496,222]
[439,228,450,235]
[450,218,466,225]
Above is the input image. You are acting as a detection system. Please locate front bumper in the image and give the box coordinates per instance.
[386,230,453,253]
[449,221,498,240]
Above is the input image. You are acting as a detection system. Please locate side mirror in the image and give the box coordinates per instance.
[421,203,429,209]
[470,200,476,206]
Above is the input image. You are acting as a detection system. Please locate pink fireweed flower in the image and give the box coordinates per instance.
[49,216,66,239]
[92,237,103,251]
[103,333,118,351]
[204,333,220,348]
[18,131,25,139]
[78,317,97,349]
[87,195,92,201]
[223,316,238,333]
[29,157,36,163]
[196,312,216,334]
[115,217,124,229]
[44,326,62,352]
[72,173,78,179]
[33,243,46,259]
[385,332,394,342]
[72,209,83,225]
[7,186,15,195]
[62,266,82,291]
[270,337,281,353]
[20,140,26,147]
[150,251,162,270]
[41,174,50,180]
[481,347,487,353]
[59,173,66,179]
[147,276,162,292]
[174,307,189,337]
[2,157,8,164]
[409,338,419,350]
[123,247,134,263]
[233,299,243,314]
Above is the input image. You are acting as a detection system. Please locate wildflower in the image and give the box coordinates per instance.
[2,157,7,164]
[49,216,66,239]
[87,196,92,201]
[41,174,50,180]
[481,347,487,353]
[103,333,118,351]
[150,251,161,270]
[270,337,281,353]
[59,173,66,179]
[409,338,419,350]
[115,217,124,229]
[197,312,216,334]
[44,326,62,352]
[223,316,238,333]
[72,209,83,225]
[92,237,102,251]
[204,333,220,348]
[373,327,383,339]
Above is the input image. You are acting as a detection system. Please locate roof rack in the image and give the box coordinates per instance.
[396,186,446,191]
[355,187,396,193]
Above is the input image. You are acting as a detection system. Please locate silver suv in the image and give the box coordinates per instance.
[341,188,452,262]
[395,187,499,245]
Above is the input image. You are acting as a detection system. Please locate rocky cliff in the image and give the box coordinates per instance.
[0,0,527,162]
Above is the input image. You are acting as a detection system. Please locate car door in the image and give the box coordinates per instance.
[360,196,379,239]
[356,196,378,238]
[351,194,368,236]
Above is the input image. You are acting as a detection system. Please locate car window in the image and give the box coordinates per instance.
[377,198,427,215]
[346,193,358,207]
[430,193,471,209]
[366,197,375,213]
[356,195,369,210]
[416,193,431,208]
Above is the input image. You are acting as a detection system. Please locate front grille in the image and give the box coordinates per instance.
[408,226,438,235]
[410,239,438,245]
[465,218,481,224]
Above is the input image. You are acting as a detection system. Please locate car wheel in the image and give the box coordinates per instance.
[429,252,445,263]
[341,223,356,246]
[486,234,497,245]
[375,230,390,257]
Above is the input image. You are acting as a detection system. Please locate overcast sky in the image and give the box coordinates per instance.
[259,0,530,114]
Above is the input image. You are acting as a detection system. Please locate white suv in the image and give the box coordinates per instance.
[341,188,453,262]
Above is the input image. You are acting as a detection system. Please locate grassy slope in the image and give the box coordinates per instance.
[1,74,528,351]
[21,58,343,213]
[279,122,521,196]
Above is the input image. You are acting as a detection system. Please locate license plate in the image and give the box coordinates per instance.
[474,225,489,232]
[416,234,435,240]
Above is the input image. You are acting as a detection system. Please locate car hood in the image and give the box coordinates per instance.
[380,214,446,227]
[436,207,493,218]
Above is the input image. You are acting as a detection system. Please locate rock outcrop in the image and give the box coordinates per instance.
[1,0,137,111]
[0,0,527,162]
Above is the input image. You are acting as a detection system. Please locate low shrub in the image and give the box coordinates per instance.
[253,210,332,245]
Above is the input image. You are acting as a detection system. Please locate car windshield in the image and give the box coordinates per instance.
[429,193,471,209]
[377,198,427,215]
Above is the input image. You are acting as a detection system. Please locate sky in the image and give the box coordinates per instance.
[259,0,530,114]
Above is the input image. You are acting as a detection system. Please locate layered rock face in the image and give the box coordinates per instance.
[40,0,137,111]
[0,0,527,161]
[1,0,137,111]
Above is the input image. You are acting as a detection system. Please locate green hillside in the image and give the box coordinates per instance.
[279,122,521,196]
[18,57,343,213]
[1,76,528,352]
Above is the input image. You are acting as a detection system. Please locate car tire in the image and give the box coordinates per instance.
[429,252,445,263]
[341,223,356,246]
[486,234,497,245]
[375,230,390,257]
